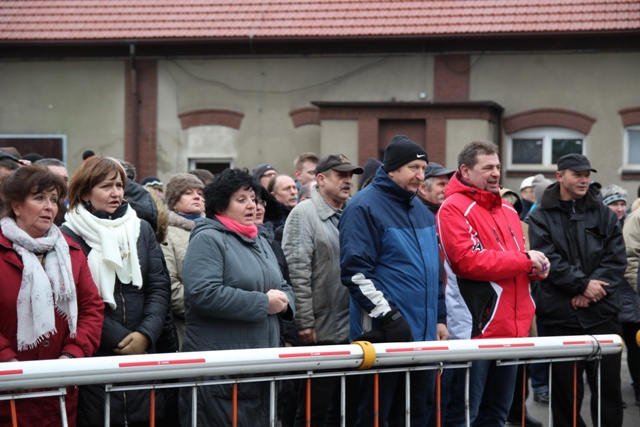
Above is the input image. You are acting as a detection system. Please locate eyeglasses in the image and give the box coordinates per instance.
[256,199,267,207]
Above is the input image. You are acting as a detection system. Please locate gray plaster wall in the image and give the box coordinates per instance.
[0,61,125,174]
[1,52,639,197]
[156,54,434,180]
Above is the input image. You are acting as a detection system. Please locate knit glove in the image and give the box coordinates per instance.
[380,308,413,342]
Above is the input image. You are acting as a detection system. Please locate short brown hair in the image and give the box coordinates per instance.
[0,165,67,219]
[68,156,127,211]
[293,152,319,171]
[457,140,499,169]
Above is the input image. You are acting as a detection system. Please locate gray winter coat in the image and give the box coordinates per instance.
[282,186,350,344]
[179,216,294,427]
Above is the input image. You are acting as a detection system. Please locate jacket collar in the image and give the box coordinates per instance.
[539,181,602,211]
[444,172,503,210]
[370,165,418,205]
[311,185,344,220]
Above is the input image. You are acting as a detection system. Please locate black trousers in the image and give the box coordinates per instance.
[293,376,358,427]
[545,320,623,427]
[621,321,640,393]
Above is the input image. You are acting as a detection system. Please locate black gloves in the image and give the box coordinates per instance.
[354,308,413,343]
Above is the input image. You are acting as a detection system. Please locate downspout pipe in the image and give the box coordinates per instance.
[129,43,139,169]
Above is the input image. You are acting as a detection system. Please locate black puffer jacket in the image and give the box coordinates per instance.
[62,207,170,426]
[527,183,625,329]
[125,180,158,232]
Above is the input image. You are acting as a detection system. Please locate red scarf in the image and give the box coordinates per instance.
[215,214,258,239]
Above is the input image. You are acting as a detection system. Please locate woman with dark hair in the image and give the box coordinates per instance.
[61,156,170,427]
[179,168,295,427]
[0,165,103,426]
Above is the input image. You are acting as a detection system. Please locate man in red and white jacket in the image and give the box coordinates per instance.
[436,140,549,427]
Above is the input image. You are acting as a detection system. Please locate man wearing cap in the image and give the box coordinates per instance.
[527,153,625,427]
[519,175,536,219]
[0,151,20,178]
[340,135,445,426]
[252,163,278,188]
[437,141,550,427]
[282,154,362,427]
[417,162,455,215]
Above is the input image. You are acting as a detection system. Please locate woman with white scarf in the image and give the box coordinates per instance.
[62,156,170,427]
[0,165,103,426]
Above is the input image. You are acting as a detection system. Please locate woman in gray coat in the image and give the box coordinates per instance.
[179,168,294,427]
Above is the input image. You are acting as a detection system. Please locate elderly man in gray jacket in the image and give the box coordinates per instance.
[282,154,363,427]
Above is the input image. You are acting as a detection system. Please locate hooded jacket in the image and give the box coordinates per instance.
[339,166,441,341]
[527,182,624,328]
[179,216,295,427]
[437,173,536,340]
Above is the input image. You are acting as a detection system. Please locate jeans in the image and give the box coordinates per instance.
[529,320,549,394]
[446,360,518,427]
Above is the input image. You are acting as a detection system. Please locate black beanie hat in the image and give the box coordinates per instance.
[382,135,428,172]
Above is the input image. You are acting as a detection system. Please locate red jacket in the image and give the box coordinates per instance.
[436,173,536,340]
[0,230,104,426]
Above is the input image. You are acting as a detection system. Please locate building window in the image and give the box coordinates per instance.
[507,127,585,170]
[625,126,640,166]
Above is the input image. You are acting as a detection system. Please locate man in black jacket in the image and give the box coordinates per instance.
[527,153,625,427]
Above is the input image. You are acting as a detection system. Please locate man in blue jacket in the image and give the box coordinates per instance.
[340,135,447,427]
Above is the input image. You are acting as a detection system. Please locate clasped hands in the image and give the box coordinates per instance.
[571,279,609,310]
[527,250,550,279]
[267,289,289,314]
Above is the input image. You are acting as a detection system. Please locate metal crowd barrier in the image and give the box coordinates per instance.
[0,334,624,426]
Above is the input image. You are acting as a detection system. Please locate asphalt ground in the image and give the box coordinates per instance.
[519,350,639,427]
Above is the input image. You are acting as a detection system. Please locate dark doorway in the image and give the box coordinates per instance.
[378,120,427,158]
[192,160,231,176]
[0,136,65,161]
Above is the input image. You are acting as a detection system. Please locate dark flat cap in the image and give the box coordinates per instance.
[424,162,454,179]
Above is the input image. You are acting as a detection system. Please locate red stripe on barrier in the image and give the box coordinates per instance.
[279,351,352,358]
[0,370,23,376]
[385,346,450,352]
[478,343,535,348]
[119,358,206,368]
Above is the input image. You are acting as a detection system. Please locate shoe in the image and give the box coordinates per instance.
[507,413,543,427]
[533,391,549,404]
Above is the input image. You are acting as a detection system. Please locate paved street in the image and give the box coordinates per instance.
[520,349,639,427]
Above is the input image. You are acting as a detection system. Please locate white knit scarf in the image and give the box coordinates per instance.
[1,217,77,351]
[64,204,142,309]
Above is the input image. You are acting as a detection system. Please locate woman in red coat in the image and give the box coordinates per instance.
[0,165,104,427]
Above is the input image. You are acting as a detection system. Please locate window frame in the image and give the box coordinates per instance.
[623,125,640,169]
[0,134,68,163]
[506,127,586,172]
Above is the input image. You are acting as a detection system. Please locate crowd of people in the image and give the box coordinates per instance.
[0,141,637,427]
